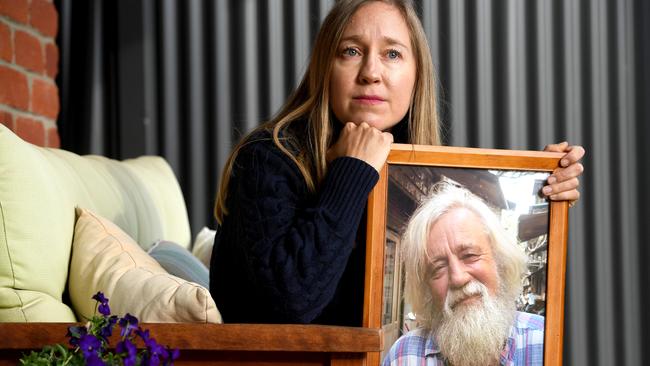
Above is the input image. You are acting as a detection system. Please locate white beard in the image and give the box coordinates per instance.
[432,281,516,366]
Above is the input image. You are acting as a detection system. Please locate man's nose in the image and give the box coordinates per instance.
[448,258,471,289]
[358,55,380,84]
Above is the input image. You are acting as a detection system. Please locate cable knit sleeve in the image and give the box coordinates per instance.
[227,140,378,323]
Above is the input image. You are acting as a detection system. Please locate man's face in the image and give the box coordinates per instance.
[426,207,499,312]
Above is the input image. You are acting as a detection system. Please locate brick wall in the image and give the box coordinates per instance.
[0,0,59,147]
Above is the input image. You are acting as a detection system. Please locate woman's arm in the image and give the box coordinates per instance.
[228,141,378,323]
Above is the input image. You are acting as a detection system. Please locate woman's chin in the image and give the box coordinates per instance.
[344,118,399,132]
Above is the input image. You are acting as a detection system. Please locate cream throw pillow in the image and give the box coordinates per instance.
[69,208,222,323]
[191,226,216,268]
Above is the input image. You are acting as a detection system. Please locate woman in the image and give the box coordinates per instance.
[209,0,584,325]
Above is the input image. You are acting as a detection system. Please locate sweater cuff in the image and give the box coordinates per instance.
[319,157,379,226]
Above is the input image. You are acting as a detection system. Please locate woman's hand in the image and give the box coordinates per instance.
[542,141,585,205]
[327,122,393,172]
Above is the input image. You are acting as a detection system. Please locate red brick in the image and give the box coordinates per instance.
[30,0,57,37]
[15,30,44,73]
[31,78,59,118]
[44,42,58,78]
[0,109,13,130]
[0,0,29,24]
[15,115,45,146]
[0,21,11,62]
[46,126,59,147]
[0,65,29,110]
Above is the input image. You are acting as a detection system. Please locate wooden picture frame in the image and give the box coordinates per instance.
[362,144,569,366]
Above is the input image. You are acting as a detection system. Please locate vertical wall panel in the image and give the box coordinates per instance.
[184,0,208,236]
[266,1,287,117]
[88,0,107,155]
[159,0,180,173]
[212,0,232,192]
[475,0,495,148]
[615,1,641,365]
[448,0,468,147]
[291,0,310,85]
[142,0,157,155]
[534,0,555,147]
[560,1,589,365]
[242,0,260,132]
[589,1,616,365]
[505,0,528,149]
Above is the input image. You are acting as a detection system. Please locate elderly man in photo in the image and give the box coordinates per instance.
[383,183,544,366]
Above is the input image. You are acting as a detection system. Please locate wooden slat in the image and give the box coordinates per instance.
[388,144,563,171]
[544,201,569,366]
[0,323,382,353]
[363,164,389,330]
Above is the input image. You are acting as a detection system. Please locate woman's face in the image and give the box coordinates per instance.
[329,2,417,131]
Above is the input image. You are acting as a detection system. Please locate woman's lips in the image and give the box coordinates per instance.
[353,96,386,105]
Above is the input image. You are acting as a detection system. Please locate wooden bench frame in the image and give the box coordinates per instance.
[0,323,382,365]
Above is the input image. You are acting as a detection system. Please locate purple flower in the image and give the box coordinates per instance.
[67,325,88,346]
[144,337,167,366]
[98,315,118,339]
[119,313,139,338]
[85,353,106,366]
[78,334,103,358]
[117,339,138,366]
[136,328,151,342]
[92,292,111,316]
[92,292,108,304]
[98,302,111,316]
[166,348,180,365]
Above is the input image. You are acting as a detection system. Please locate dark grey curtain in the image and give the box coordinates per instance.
[56,1,649,364]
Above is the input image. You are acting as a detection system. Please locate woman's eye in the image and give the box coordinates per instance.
[342,48,359,57]
[387,49,401,59]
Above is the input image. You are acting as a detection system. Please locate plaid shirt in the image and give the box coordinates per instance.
[382,311,545,366]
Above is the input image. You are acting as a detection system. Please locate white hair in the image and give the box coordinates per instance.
[401,182,528,330]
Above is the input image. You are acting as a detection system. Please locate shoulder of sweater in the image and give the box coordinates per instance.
[233,130,304,177]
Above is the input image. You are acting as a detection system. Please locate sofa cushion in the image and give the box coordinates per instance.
[0,124,191,322]
[191,226,216,268]
[148,240,210,289]
[69,208,222,323]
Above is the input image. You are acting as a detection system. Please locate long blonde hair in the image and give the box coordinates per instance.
[214,0,440,223]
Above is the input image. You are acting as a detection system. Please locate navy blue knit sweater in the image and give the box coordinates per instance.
[209,132,379,325]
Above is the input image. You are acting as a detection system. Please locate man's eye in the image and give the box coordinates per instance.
[428,266,446,279]
[463,253,480,261]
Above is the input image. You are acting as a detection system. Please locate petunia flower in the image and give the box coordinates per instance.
[92,292,111,316]
[98,315,118,339]
[22,292,179,365]
[78,334,103,358]
[85,353,107,366]
[117,339,138,366]
[67,325,88,346]
[119,313,139,338]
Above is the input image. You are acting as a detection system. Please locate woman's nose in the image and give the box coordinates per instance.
[358,56,380,84]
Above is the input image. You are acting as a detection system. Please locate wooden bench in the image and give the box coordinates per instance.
[0,323,382,365]
[0,190,388,365]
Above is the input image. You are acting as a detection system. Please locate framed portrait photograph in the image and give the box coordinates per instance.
[362,144,569,366]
